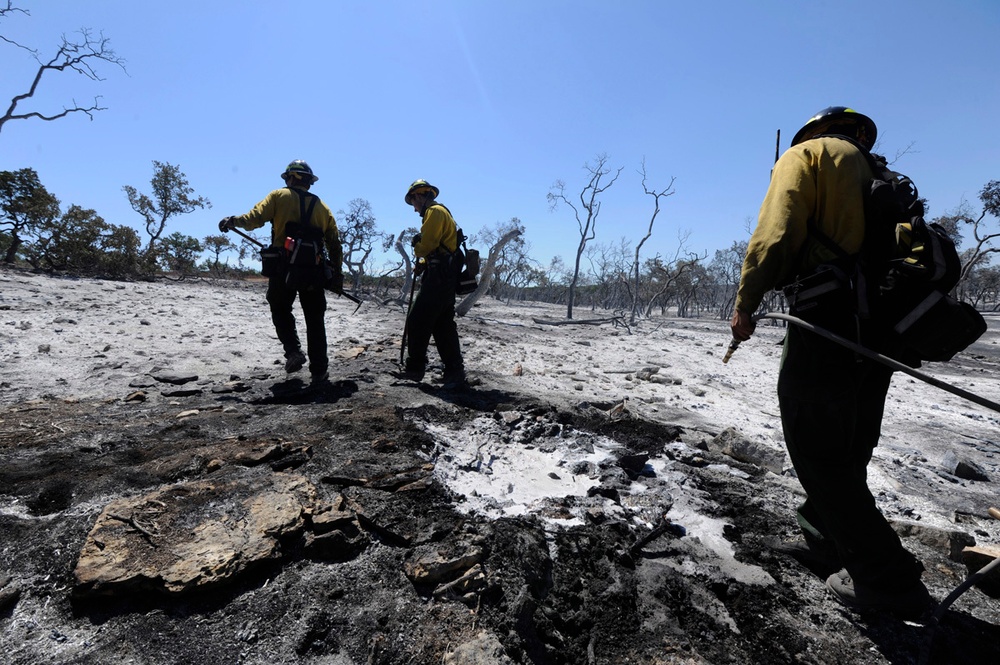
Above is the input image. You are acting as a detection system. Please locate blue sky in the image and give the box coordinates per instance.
[2,1,998,272]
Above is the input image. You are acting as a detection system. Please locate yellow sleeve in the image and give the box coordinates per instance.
[413,205,458,257]
[735,138,870,315]
[235,190,282,233]
[735,150,814,314]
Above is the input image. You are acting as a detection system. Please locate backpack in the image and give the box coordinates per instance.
[282,190,329,289]
[782,136,986,366]
[455,228,480,296]
[419,205,479,295]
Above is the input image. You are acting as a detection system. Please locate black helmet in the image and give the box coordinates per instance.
[404,179,439,205]
[791,106,877,151]
[281,160,318,184]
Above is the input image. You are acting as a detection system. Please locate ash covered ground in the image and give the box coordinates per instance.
[2,267,1000,664]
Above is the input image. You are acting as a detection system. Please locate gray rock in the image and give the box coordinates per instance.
[891,519,976,562]
[942,451,990,482]
[443,631,517,665]
[151,371,199,385]
[161,388,202,397]
[713,427,785,475]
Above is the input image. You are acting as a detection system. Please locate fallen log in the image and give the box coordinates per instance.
[532,317,620,326]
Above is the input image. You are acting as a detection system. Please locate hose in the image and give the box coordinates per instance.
[725,312,1000,415]
[918,554,1000,665]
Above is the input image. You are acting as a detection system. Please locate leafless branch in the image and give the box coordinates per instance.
[1,24,127,134]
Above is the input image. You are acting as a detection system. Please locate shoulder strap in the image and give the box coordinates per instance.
[425,203,462,256]
[290,188,319,228]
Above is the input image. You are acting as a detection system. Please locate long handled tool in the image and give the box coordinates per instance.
[228,226,363,312]
[724,312,1000,415]
[399,269,417,366]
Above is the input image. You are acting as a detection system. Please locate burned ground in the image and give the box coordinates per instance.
[2,374,999,664]
[2,271,999,664]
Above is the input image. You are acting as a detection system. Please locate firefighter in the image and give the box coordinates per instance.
[220,160,343,383]
[401,179,466,390]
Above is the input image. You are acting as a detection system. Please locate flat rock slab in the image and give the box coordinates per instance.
[150,371,199,385]
[74,471,319,597]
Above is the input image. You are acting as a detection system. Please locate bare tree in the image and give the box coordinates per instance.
[472,218,533,302]
[630,161,676,324]
[707,239,750,320]
[548,154,622,319]
[337,198,392,291]
[123,161,210,266]
[1,2,126,135]
[642,231,705,317]
[584,238,630,311]
[958,262,1000,310]
[943,181,1000,284]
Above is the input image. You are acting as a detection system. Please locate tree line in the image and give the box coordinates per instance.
[2,159,998,321]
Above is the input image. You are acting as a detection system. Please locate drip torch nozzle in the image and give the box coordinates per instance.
[722,339,740,364]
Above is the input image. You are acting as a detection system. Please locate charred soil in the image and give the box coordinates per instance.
[2,368,1000,664]
[1,271,999,664]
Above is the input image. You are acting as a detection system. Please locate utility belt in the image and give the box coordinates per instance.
[424,248,459,271]
[417,249,460,293]
[782,261,859,320]
[782,260,865,344]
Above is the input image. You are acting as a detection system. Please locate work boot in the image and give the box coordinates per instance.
[825,569,933,620]
[768,534,842,576]
[396,363,425,382]
[284,349,306,374]
[310,369,329,385]
[441,369,468,391]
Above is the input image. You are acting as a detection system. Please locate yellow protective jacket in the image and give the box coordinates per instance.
[234,186,343,269]
[735,137,873,315]
[413,203,458,258]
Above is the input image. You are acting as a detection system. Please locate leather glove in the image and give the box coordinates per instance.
[218,216,237,233]
[329,271,344,293]
[730,309,756,342]
[410,233,422,248]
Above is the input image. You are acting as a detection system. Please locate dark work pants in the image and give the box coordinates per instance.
[266,276,328,375]
[405,263,463,376]
[777,324,923,591]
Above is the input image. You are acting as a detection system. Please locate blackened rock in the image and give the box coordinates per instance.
[618,452,652,479]
[942,451,989,482]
